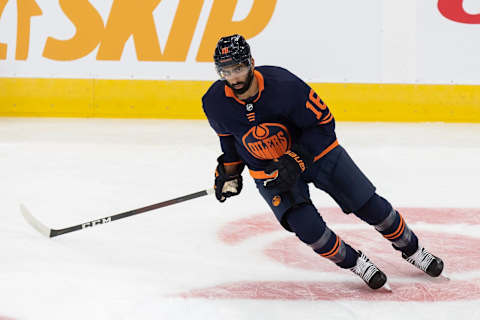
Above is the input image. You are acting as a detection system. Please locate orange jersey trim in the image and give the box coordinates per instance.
[224,160,243,166]
[224,88,245,105]
[224,70,265,105]
[252,70,264,103]
[313,140,339,162]
[249,169,278,180]
[218,133,232,137]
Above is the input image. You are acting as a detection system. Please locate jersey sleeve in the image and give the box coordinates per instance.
[219,135,243,164]
[203,99,243,164]
[288,78,335,129]
[287,77,337,158]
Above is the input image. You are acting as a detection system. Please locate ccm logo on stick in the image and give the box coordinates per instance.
[82,217,112,229]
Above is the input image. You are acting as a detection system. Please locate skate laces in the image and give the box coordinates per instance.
[405,247,434,272]
[350,252,378,283]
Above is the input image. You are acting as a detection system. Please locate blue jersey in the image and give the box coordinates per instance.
[202,66,338,174]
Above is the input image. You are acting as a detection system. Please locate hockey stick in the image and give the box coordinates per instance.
[20,188,215,238]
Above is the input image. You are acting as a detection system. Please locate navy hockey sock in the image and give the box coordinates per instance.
[285,205,358,268]
[375,209,418,256]
[309,227,358,269]
[355,193,418,256]
[354,193,391,225]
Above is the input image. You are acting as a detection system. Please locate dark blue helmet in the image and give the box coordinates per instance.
[214,34,252,72]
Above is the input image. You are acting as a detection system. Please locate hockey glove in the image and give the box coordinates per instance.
[214,154,245,202]
[264,145,313,193]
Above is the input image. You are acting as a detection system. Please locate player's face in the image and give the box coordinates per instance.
[220,63,251,91]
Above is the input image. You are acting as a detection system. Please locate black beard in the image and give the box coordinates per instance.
[226,69,254,95]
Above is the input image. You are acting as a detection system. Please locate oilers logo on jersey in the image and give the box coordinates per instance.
[241,123,291,160]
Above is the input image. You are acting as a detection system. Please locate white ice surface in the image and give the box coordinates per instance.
[0,118,479,320]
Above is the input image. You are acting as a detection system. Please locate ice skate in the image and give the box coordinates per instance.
[402,245,444,277]
[350,251,388,290]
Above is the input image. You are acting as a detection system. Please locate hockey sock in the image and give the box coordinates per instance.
[286,205,358,268]
[309,227,358,269]
[375,209,419,256]
[355,193,418,256]
[354,193,392,225]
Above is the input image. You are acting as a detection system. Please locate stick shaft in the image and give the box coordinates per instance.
[22,188,214,238]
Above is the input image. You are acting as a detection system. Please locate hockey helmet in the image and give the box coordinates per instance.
[214,34,252,74]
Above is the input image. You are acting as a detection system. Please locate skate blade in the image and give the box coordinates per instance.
[382,282,393,292]
[438,265,450,281]
[439,271,450,281]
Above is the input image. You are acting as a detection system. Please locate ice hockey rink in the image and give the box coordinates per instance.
[1,117,479,320]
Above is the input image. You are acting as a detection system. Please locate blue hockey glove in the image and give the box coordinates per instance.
[264,145,313,192]
[214,154,245,202]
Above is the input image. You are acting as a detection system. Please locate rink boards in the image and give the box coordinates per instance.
[1,78,479,122]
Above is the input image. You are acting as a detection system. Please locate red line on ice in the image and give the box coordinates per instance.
[186,208,480,302]
[218,208,480,245]
[179,279,480,301]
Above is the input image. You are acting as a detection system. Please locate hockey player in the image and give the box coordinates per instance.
[202,34,444,290]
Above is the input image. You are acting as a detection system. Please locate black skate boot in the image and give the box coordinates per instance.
[402,245,444,277]
[350,251,388,290]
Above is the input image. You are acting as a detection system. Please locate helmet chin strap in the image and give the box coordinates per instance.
[227,68,255,96]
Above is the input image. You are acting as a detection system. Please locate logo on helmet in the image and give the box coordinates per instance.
[214,34,251,69]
